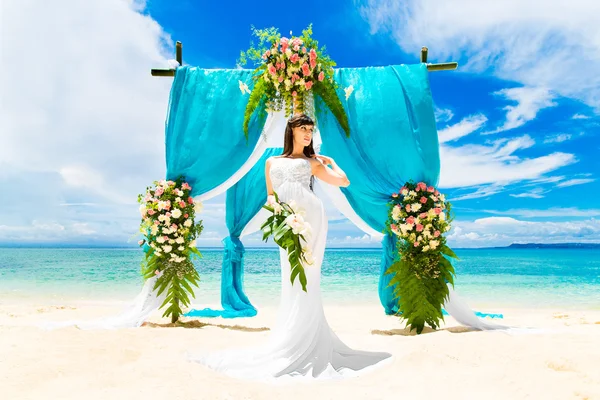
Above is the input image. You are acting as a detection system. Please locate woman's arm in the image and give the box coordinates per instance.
[311,155,350,187]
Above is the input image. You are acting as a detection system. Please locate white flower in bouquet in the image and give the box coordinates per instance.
[429,240,439,250]
[401,189,409,196]
[302,247,315,265]
[139,204,147,217]
[175,237,185,244]
[440,194,446,202]
[273,203,283,215]
[285,213,310,235]
[439,212,446,221]
[163,245,172,253]
[193,200,203,214]
[409,190,417,197]
[157,236,166,244]
[164,217,171,226]
[171,209,182,219]
[169,239,175,244]
[288,199,299,213]
[178,246,184,251]
[190,239,197,247]
[150,225,159,235]
[184,219,193,228]
[175,197,182,203]
[157,200,169,211]
[154,249,162,256]
[422,245,430,252]
[411,203,422,212]
[392,205,402,221]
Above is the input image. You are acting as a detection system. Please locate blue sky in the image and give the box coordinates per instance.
[1,0,599,248]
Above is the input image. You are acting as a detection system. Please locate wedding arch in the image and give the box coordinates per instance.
[63,31,508,333]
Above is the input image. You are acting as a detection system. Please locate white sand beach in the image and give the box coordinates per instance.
[1,300,599,400]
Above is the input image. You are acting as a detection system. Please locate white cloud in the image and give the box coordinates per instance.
[0,0,174,244]
[448,217,600,248]
[357,0,600,111]
[482,207,600,218]
[556,178,596,188]
[435,107,454,123]
[572,113,591,120]
[439,134,576,189]
[486,87,557,134]
[509,188,546,199]
[438,114,487,143]
[544,134,573,144]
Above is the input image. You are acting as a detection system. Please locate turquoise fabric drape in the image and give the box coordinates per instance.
[185,148,283,318]
[164,66,267,195]
[316,64,441,314]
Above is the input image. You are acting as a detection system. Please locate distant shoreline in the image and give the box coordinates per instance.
[0,243,599,250]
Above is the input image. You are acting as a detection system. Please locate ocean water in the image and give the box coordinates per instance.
[0,247,599,310]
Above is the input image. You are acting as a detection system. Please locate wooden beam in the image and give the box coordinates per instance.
[426,62,458,71]
[421,46,428,63]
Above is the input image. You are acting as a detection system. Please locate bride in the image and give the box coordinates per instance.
[188,114,393,381]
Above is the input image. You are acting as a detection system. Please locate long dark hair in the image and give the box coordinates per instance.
[282,114,316,158]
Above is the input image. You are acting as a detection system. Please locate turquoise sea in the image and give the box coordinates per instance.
[0,247,599,310]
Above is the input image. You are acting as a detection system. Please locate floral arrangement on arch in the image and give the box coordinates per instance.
[261,192,314,292]
[137,177,204,323]
[385,181,458,334]
[237,24,350,139]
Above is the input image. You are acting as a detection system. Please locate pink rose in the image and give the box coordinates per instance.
[434,208,442,215]
[154,220,160,225]
[268,64,277,75]
[392,193,398,198]
[147,210,155,215]
[163,236,168,241]
[406,204,411,212]
[419,212,427,219]
[292,91,297,97]
[155,187,164,196]
[305,81,313,90]
[278,76,284,83]
[280,37,289,44]
[434,230,441,237]
[265,50,271,57]
[420,196,427,204]
[166,212,171,217]
[187,197,194,204]
[414,242,419,247]
[138,240,144,245]
[318,71,325,81]
[179,201,185,208]
[406,216,415,225]
[427,186,435,193]
[290,53,299,64]
[390,223,397,231]
[301,63,310,76]
[171,224,177,230]
[310,58,316,69]
[184,214,189,218]
[293,45,300,51]
[435,190,440,196]
[309,48,317,60]
[302,47,307,53]
[416,224,423,232]
[181,183,191,190]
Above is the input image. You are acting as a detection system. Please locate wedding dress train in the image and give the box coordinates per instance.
[188,157,393,381]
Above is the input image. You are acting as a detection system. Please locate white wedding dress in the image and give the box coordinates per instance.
[188,157,393,382]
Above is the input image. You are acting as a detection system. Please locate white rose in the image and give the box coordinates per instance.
[150,225,159,235]
[154,250,162,256]
[401,189,409,196]
[176,197,182,203]
[409,190,417,197]
[171,209,182,219]
[411,203,422,212]
[169,239,175,244]
[392,205,402,221]
[156,236,166,244]
[440,194,446,202]
[178,246,184,251]
[158,214,166,222]
[190,239,197,247]
[139,204,147,217]
[422,245,430,252]
[163,245,172,253]
[175,237,184,244]
[194,201,203,214]
[284,79,292,88]
[184,219,193,227]
[439,213,446,221]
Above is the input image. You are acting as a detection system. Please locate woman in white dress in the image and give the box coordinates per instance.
[189,114,392,382]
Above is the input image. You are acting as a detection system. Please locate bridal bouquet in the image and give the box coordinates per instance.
[261,192,314,292]
[385,181,458,334]
[137,177,204,322]
[238,24,349,139]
